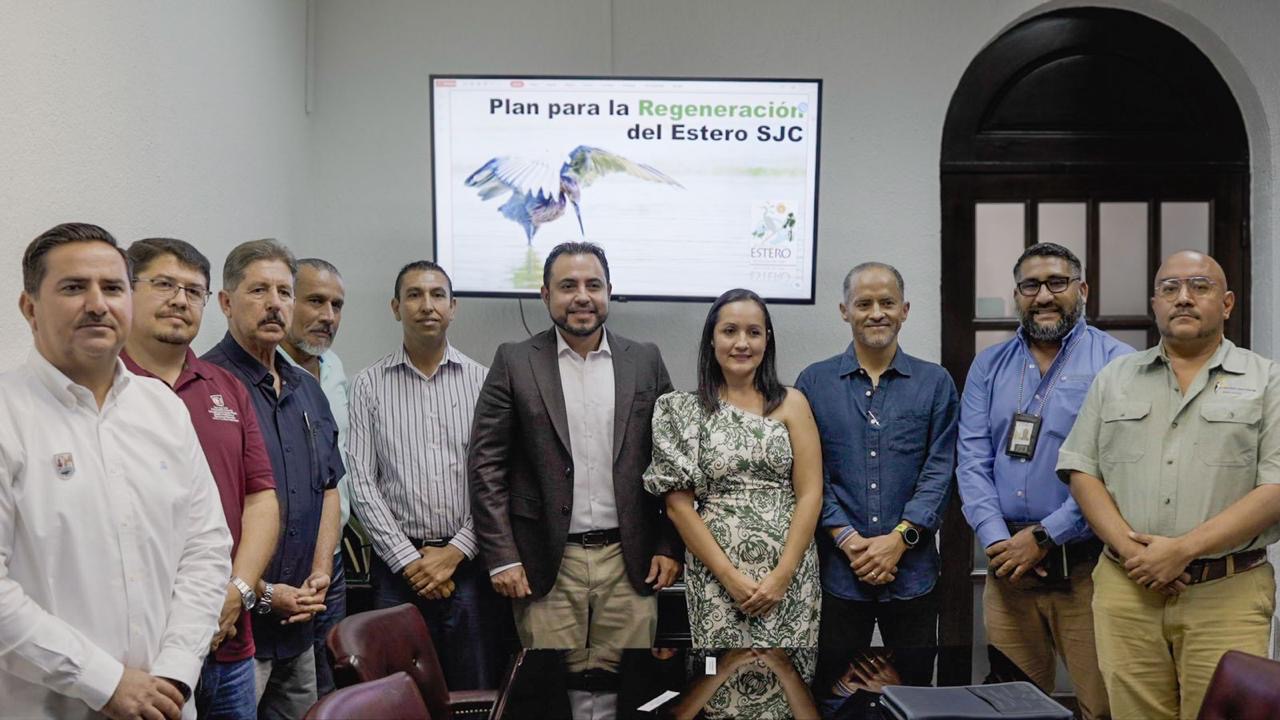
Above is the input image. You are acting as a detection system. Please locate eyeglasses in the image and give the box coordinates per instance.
[1154,276,1218,300]
[134,276,212,306]
[1016,276,1080,297]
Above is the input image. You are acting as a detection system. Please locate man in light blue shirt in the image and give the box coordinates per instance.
[280,257,350,698]
[957,242,1130,719]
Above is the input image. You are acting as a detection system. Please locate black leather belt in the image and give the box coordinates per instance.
[1064,538,1103,567]
[566,528,621,547]
[408,537,452,549]
[1105,546,1267,585]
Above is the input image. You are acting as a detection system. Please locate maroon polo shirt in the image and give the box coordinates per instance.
[122,348,276,662]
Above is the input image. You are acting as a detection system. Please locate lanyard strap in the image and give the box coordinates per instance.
[1016,333,1082,417]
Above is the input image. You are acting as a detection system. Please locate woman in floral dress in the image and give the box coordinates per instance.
[644,288,822,647]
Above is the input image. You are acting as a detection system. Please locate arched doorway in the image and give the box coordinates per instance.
[937,5,1250,682]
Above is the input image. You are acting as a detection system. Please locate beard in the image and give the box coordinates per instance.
[291,336,331,356]
[1020,296,1084,343]
[552,308,607,337]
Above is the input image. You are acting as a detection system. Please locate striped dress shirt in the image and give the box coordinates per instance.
[348,344,488,573]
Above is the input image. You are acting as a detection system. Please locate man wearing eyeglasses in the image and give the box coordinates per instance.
[1058,250,1280,719]
[121,238,280,720]
[958,243,1131,719]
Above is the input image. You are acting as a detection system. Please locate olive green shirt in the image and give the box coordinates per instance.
[1056,338,1280,557]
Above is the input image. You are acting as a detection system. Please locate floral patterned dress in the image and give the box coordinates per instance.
[644,391,821,648]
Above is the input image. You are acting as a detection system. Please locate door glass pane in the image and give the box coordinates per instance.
[975,329,1016,355]
[1108,328,1150,351]
[1037,203,1087,275]
[1161,202,1210,258]
[1099,203,1149,315]
[975,204,1024,318]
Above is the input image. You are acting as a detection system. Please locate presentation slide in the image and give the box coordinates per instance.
[432,76,822,303]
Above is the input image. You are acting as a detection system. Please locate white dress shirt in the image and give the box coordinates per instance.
[556,330,618,533]
[0,352,231,719]
[348,345,487,572]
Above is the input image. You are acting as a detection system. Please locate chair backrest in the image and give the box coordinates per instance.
[327,603,452,720]
[303,672,430,720]
[1197,650,1280,720]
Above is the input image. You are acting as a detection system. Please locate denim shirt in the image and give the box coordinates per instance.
[957,319,1132,550]
[796,346,959,602]
[204,333,344,660]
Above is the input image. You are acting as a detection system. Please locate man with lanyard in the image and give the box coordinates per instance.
[796,261,958,674]
[204,239,344,720]
[122,237,279,720]
[958,242,1130,719]
[279,257,351,698]
[1059,251,1280,718]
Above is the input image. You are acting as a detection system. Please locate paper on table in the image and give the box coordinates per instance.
[637,690,681,713]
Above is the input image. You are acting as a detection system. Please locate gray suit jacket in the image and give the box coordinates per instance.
[468,328,681,598]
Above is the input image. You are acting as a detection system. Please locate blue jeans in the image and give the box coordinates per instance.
[312,553,347,697]
[195,656,256,720]
[371,553,505,689]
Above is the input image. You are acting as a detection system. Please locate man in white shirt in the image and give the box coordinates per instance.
[0,223,231,720]
[279,257,350,698]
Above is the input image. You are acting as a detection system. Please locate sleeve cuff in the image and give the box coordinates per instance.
[388,541,421,574]
[448,533,479,561]
[902,506,940,533]
[72,647,125,712]
[150,647,203,698]
[974,516,1011,550]
[1055,451,1098,484]
[1040,511,1086,545]
[489,562,522,577]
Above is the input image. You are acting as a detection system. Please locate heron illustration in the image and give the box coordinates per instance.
[464,145,683,244]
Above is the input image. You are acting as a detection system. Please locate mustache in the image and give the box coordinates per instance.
[76,316,115,329]
[1171,310,1200,319]
[258,312,286,327]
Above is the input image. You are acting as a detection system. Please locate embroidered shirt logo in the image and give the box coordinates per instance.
[53,452,75,478]
[208,395,240,422]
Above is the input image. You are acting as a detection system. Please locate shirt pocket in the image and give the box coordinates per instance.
[1196,402,1261,467]
[888,411,930,454]
[1100,401,1150,463]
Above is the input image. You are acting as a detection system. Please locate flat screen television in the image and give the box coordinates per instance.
[431,75,822,303]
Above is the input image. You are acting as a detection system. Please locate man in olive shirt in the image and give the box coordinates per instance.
[1057,251,1280,719]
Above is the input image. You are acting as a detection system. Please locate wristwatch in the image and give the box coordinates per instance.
[1032,524,1055,548]
[255,582,275,615]
[231,576,257,612]
[893,521,920,549]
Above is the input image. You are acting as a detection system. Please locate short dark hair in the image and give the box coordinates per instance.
[127,238,212,287]
[697,288,787,416]
[842,261,905,302]
[394,260,453,300]
[23,222,131,295]
[542,242,611,289]
[298,257,342,278]
[223,239,297,290]
[1013,243,1082,281]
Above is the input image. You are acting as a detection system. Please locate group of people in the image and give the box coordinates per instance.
[0,222,1277,720]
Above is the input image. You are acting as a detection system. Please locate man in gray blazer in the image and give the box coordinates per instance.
[470,241,682,648]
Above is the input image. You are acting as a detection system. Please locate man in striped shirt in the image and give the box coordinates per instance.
[348,260,503,689]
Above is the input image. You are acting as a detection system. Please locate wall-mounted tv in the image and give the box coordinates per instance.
[431,75,822,303]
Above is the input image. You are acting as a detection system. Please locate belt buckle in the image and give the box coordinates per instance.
[581,530,607,548]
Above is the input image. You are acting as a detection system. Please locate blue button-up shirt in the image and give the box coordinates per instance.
[957,319,1132,550]
[204,333,344,660]
[796,347,959,602]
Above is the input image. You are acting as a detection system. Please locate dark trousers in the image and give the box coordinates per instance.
[371,553,507,690]
[312,554,347,697]
[818,588,939,686]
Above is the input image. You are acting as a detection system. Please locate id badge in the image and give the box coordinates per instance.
[1005,412,1042,459]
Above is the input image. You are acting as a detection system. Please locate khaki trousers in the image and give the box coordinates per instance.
[1092,554,1275,720]
[512,542,657,648]
[984,559,1110,719]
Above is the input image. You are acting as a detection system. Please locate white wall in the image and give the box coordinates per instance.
[0,0,309,370]
[301,0,1280,390]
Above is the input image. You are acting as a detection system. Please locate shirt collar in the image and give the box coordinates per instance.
[555,327,611,358]
[388,343,461,374]
[837,343,912,378]
[215,331,295,387]
[120,347,209,389]
[1142,337,1242,373]
[27,348,131,410]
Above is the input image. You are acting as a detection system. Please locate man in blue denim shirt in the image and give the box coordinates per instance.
[796,262,958,663]
[957,243,1130,720]
[204,240,345,720]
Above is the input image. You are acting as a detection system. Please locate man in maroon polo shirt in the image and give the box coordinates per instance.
[122,237,280,720]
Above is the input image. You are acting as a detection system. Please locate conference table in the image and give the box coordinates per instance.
[489,643,1063,719]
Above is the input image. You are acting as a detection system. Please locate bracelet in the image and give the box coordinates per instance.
[834,527,857,548]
